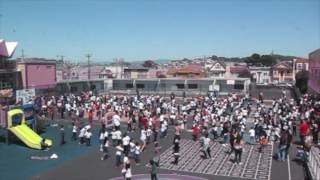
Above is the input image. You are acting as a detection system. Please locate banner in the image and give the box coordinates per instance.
[227,80,235,85]
[16,89,35,104]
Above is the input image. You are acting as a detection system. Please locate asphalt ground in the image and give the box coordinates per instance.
[28,120,306,180]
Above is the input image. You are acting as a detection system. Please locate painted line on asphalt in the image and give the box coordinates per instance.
[241,145,254,177]
[287,155,291,180]
[254,148,262,179]
[268,144,273,180]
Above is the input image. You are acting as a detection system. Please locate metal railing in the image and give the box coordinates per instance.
[308,147,320,180]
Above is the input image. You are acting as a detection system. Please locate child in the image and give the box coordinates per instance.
[115,129,122,146]
[140,128,147,151]
[85,129,92,146]
[146,126,152,145]
[259,135,268,153]
[193,125,199,141]
[101,137,109,160]
[99,128,106,151]
[71,123,77,141]
[124,162,132,180]
[60,125,66,145]
[134,142,141,165]
[115,145,124,167]
[172,137,180,165]
[129,139,136,159]
[111,129,117,146]
[79,126,86,144]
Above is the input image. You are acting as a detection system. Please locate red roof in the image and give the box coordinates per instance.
[230,65,249,74]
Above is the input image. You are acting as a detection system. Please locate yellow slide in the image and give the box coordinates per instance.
[9,124,52,150]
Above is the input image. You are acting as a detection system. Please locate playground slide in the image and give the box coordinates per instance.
[9,124,52,150]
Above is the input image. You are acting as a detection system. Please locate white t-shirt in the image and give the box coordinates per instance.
[85,131,92,139]
[115,130,122,140]
[72,126,77,133]
[146,129,152,137]
[140,130,146,141]
[79,128,86,137]
[135,146,141,154]
[104,131,109,138]
[122,136,130,146]
[125,168,132,178]
[249,129,255,137]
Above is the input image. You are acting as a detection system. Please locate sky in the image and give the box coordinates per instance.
[0,0,319,62]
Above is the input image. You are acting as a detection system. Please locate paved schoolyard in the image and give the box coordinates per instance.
[0,115,307,180]
[156,139,273,180]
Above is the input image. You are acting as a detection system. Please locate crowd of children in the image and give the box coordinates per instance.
[28,89,320,178]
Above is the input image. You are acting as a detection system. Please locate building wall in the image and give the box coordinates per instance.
[250,69,271,84]
[16,64,26,87]
[309,49,320,93]
[25,63,56,89]
[272,70,293,83]
[112,78,250,94]
[293,58,309,82]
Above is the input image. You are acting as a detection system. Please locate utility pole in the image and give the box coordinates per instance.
[21,49,25,61]
[57,55,64,62]
[85,54,92,80]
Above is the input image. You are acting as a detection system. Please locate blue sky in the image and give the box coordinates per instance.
[0,0,319,62]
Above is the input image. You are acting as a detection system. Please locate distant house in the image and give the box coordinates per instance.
[272,61,294,83]
[308,49,320,93]
[167,65,206,78]
[17,59,57,89]
[205,60,227,78]
[99,69,113,79]
[227,64,250,78]
[57,65,106,81]
[249,66,271,84]
[0,39,22,103]
[104,65,124,78]
[123,64,149,79]
[293,58,309,73]
[292,58,309,83]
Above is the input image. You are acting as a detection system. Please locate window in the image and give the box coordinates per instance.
[46,65,52,69]
[234,84,244,89]
[126,84,133,89]
[136,84,144,89]
[90,84,96,90]
[70,86,78,92]
[188,84,198,89]
[263,72,268,76]
[297,63,302,70]
[176,84,185,89]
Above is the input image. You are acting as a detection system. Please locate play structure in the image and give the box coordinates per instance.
[22,104,37,131]
[7,109,52,149]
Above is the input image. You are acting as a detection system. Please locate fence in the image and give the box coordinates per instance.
[308,147,320,180]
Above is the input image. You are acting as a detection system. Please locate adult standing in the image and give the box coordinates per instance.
[299,119,309,145]
[150,159,158,180]
[233,132,244,165]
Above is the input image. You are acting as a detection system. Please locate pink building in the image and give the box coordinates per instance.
[308,49,320,93]
[17,59,57,89]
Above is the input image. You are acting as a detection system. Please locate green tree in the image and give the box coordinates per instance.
[245,53,261,66]
[295,70,309,94]
[143,60,157,68]
[260,55,277,66]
